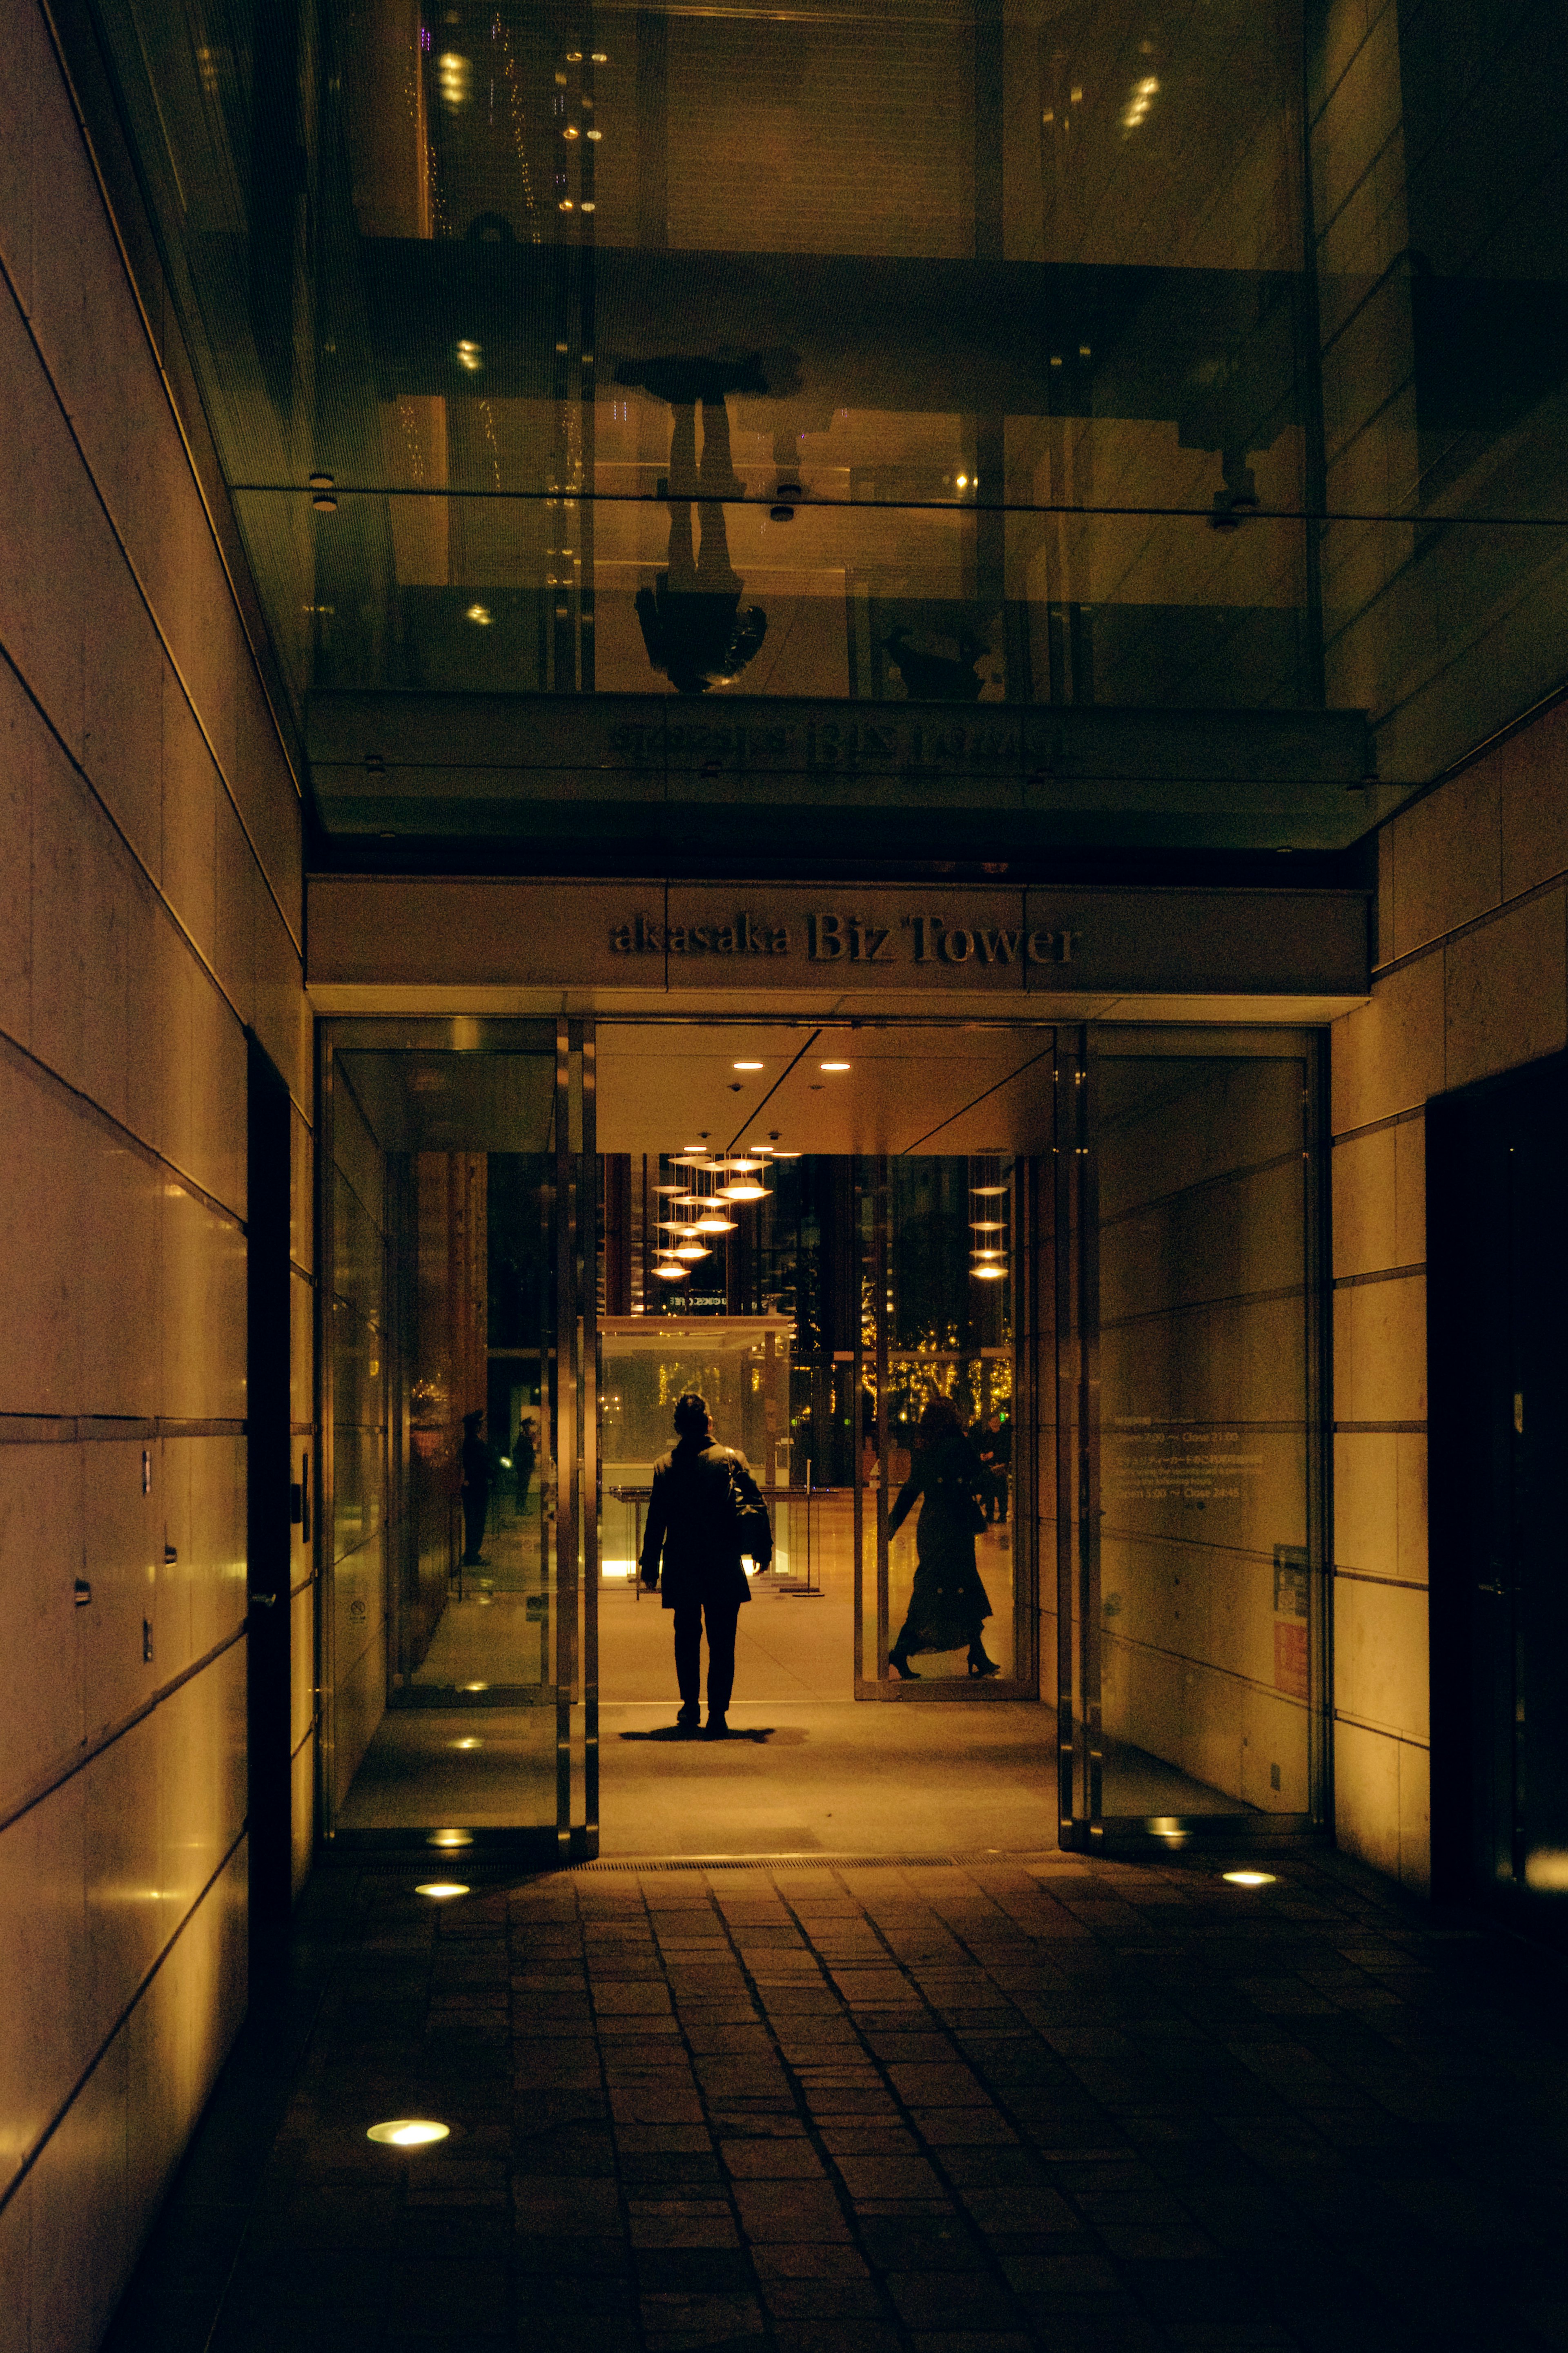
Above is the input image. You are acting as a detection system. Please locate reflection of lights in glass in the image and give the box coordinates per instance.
[970,1220,1004,1232]
[653,1263,688,1281]
[673,1241,709,1261]
[368,2119,450,2148]
[719,1182,768,1202]
[437,51,470,105]
[1222,1870,1277,1887]
[581,202,595,212]
[972,1265,1006,1280]
[429,1828,472,1847]
[456,339,482,371]
[451,1737,481,1750]
[586,128,602,140]
[467,604,492,625]
[1121,74,1158,129]
[971,1184,1008,1196]
[956,474,968,488]
[563,125,579,138]
[462,1682,489,1692]
[416,1883,470,1900]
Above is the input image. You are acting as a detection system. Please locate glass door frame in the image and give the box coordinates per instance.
[314,1014,599,1863]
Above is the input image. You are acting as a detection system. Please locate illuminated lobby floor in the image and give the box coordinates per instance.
[103,1848,1568,2353]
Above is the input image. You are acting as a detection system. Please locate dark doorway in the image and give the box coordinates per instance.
[1430,1049,1568,1929]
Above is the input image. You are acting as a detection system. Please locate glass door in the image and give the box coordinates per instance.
[853,1152,1039,1700]
[317,1017,599,1862]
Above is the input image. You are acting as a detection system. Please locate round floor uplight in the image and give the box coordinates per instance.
[1222,1869,1278,1887]
[415,1882,470,1900]
[367,2119,450,2149]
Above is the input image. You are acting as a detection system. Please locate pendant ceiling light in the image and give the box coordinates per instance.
[673,1240,709,1262]
[719,1180,769,1202]
[653,1262,688,1282]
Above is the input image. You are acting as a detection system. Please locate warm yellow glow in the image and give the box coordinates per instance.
[467,604,491,625]
[1222,1870,1277,1887]
[461,1682,488,1692]
[972,1265,1006,1280]
[693,1214,737,1234]
[415,1882,470,1900]
[820,1062,850,1072]
[956,475,968,488]
[970,1220,1004,1232]
[734,1061,763,1071]
[653,1264,688,1281]
[971,1184,1008,1196]
[367,2119,450,2148]
[719,1182,768,1202]
[673,1241,709,1261]
[429,1828,472,1847]
[451,1737,482,1751]
[586,128,602,139]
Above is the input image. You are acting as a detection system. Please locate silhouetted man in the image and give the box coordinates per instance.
[639,1390,771,1737]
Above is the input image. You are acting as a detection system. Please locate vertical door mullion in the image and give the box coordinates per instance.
[875,1156,890,1683]
[1054,1036,1076,1842]
[554,1018,576,1862]
[852,1158,865,1689]
[581,1023,599,1852]
[1079,1029,1103,1843]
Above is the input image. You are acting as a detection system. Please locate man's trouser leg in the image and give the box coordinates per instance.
[463,1490,487,1561]
[703,1597,742,1715]
[673,1604,703,1709]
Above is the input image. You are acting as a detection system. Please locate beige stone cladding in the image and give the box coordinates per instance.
[1330,696,1568,1896]
[0,6,312,2343]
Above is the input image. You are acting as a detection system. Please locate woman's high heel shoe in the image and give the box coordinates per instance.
[968,1651,1002,1678]
[889,1651,920,1680]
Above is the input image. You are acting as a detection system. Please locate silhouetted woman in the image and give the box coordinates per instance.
[886,1398,1000,1679]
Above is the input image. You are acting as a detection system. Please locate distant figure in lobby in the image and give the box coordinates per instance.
[459,1409,492,1568]
[974,1409,1012,1526]
[887,1398,1000,1679]
[615,354,770,696]
[514,1414,537,1514]
[639,1389,772,1737]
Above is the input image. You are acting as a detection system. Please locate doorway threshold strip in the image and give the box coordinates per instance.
[570,1851,958,1873]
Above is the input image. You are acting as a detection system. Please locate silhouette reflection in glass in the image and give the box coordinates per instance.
[615,355,769,695]
[884,624,989,703]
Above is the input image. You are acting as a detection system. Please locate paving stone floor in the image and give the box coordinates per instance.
[105,1851,1568,2353]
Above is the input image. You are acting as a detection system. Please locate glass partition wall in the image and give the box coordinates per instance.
[319,1018,598,1860]
[1053,1027,1329,1847]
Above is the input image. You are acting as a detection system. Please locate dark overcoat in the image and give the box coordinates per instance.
[638,1437,771,1610]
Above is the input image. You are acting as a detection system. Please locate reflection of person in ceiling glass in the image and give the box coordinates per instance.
[886,1398,1001,1679]
[615,355,770,695]
[884,624,989,703]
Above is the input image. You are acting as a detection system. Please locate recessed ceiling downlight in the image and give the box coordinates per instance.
[367,2119,450,2148]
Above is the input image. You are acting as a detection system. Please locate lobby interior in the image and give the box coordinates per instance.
[2,0,1568,2344]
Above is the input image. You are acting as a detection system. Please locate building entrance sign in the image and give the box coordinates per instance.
[310,877,1369,1004]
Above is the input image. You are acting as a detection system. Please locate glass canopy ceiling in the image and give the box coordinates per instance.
[86,0,1568,852]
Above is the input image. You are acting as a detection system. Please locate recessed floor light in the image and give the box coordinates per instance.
[367,2119,450,2148]
[1222,1870,1277,1887]
[820,1061,851,1071]
[415,1882,470,1900]
[733,1061,763,1070]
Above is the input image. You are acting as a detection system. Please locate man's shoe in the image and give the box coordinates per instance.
[676,1704,700,1732]
[704,1713,730,1739]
